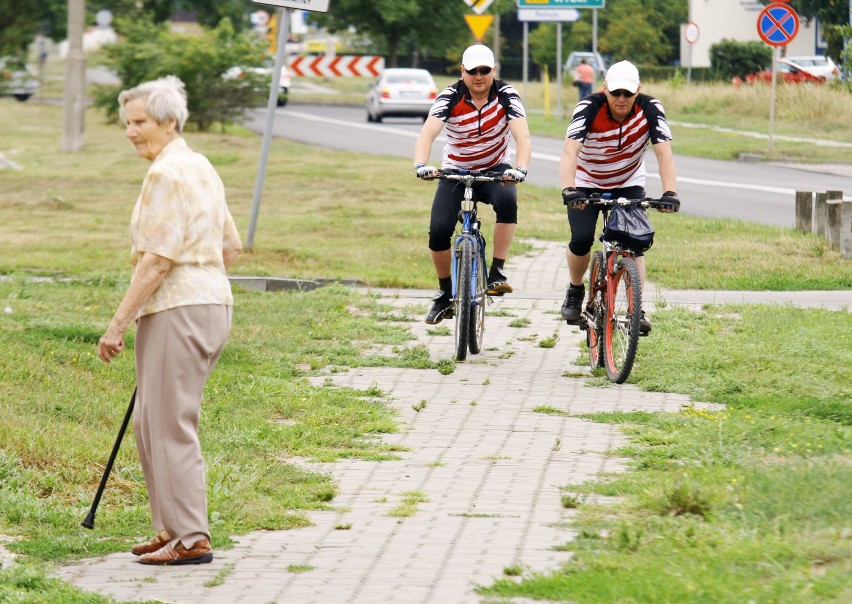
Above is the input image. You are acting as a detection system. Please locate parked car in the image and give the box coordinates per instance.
[224,62,292,107]
[0,57,39,101]
[783,55,840,80]
[564,51,607,78]
[366,68,437,123]
[745,58,826,85]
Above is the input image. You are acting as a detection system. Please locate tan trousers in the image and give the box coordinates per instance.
[134,304,232,549]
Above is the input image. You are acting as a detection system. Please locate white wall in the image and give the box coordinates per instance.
[683,0,819,68]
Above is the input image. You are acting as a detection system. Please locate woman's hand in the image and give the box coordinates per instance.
[98,329,126,364]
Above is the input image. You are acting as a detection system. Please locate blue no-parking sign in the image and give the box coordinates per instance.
[757,3,799,47]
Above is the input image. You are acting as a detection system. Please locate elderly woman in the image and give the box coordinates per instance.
[97,76,242,566]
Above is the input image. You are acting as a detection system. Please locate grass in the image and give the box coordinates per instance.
[480,306,851,603]
[2,101,850,290]
[1,74,851,601]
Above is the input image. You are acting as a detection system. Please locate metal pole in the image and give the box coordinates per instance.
[493,13,501,79]
[556,23,563,119]
[246,8,290,250]
[61,0,86,152]
[687,43,693,84]
[523,22,528,100]
[769,45,778,154]
[592,9,599,90]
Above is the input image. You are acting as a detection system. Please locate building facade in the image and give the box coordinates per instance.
[683,0,821,68]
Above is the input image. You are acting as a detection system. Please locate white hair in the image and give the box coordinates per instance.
[118,75,189,132]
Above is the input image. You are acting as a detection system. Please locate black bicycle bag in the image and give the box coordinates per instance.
[603,205,655,252]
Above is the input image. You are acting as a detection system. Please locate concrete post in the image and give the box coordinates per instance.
[840,200,852,259]
[825,190,843,249]
[814,191,828,238]
[795,190,813,232]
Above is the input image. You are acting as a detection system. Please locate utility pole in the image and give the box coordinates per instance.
[62,0,86,152]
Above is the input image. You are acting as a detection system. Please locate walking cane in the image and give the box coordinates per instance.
[81,387,136,530]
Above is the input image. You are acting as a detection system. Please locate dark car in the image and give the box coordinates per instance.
[745,58,826,85]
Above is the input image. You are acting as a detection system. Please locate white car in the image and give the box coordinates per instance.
[783,55,840,81]
[366,68,437,123]
[224,63,292,107]
[0,57,39,102]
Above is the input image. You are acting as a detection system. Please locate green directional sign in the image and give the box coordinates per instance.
[517,0,604,8]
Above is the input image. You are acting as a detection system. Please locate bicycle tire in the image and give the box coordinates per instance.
[454,238,474,361]
[468,244,487,354]
[604,256,641,383]
[586,251,606,370]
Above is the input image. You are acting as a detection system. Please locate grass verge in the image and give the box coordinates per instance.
[1,102,849,290]
[480,305,851,603]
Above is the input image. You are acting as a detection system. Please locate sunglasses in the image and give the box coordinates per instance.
[608,89,636,98]
[465,66,493,76]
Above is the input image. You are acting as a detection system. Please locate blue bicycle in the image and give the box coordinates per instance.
[429,169,509,361]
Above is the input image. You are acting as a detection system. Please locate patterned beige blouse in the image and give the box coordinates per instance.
[129,137,242,318]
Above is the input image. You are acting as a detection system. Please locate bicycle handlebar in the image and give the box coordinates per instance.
[571,195,679,212]
[423,168,520,184]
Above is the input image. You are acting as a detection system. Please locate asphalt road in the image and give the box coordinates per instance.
[244,104,852,228]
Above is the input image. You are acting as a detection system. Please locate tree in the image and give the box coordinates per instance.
[315,0,469,66]
[93,16,269,131]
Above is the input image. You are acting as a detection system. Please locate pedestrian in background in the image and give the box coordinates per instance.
[573,58,594,101]
[98,75,242,566]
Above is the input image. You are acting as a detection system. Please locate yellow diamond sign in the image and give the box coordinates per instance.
[464,14,494,41]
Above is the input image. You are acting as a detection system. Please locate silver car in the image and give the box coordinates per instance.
[366,68,437,123]
[0,58,39,102]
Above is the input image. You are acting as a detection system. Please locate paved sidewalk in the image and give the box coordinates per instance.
[53,241,848,603]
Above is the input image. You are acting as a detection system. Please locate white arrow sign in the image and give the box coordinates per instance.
[251,0,330,13]
[463,0,495,15]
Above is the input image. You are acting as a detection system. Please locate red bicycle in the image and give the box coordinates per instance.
[576,195,677,383]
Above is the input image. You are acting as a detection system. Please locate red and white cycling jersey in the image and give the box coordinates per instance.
[429,79,526,171]
[566,92,672,189]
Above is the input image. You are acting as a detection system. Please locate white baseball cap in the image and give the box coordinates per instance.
[462,45,496,70]
[605,60,640,94]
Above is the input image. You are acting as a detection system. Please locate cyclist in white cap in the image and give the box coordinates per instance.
[559,60,679,335]
[413,44,532,325]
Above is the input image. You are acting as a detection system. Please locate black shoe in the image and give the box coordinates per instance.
[425,291,454,325]
[561,284,585,323]
[487,267,513,295]
[639,310,652,336]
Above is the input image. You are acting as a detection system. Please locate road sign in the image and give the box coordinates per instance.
[251,0,330,13]
[517,0,604,8]
[684,21,699,45]
[518,8,581,21]
[463,0,495,15]
[464,14,494,41]
[757,3,799,47]
[289,55,384,77]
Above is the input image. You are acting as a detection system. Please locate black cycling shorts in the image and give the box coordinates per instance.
[428,163,518,252]
[567,185,646,257]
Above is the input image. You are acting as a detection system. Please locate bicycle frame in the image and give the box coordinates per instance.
[576,195,675,383]
[428,169,514,361]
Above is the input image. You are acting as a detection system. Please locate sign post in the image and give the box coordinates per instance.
[756,2,799,154]
[684,21,699,84]
[247,0,331,249]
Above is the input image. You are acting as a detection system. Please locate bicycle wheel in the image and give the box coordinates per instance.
[604,256,641,383]
[586,251,605,369]
[467,244,487,354]
[454,238,474,361]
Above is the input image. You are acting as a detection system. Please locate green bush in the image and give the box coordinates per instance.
[709,39,772,80]
[92,16,269,131]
